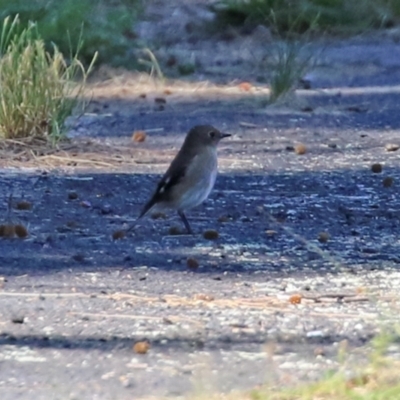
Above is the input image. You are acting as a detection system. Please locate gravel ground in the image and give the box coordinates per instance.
[1,2,400,399]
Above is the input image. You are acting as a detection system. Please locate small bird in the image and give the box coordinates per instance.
[128,125,230,234]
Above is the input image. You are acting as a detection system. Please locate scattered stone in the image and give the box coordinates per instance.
[68,191,78,200]
[0,224,15,238]
[383,176,394,187]
[72,253,85,262]
[15,224,28,238]
[169,226,182,235]
[186,257,199,270]
[203,229,219,240]
[385,143,399,152]
[11,315,25,324]
[15,200,32,210]
[318,232,330,243]
[112,230,126,241]
[371,163,382,173]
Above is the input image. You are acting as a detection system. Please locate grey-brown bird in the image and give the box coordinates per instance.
[128,125,230,234]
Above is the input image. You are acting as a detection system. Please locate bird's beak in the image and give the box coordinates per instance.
[221,132,231,139]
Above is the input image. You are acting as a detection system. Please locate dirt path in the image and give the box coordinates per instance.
[1,2,400,399]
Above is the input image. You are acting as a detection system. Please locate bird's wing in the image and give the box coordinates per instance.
[138,150,196,218]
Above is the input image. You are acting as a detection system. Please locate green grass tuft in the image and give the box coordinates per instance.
[0,15,96,142]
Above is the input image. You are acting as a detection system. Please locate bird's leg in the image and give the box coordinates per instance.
[178,210,193,234]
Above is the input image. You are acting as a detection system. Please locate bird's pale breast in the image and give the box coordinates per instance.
[171,147,218,211]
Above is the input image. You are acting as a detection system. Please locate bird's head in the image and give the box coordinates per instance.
[185,125,231,148]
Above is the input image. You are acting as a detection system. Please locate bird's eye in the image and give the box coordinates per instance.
[208,131,216,138]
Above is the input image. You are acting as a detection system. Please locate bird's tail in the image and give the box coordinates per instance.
[125,198,155,233]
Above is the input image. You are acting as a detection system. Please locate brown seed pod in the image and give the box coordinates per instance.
[0,224,15,238]
[295,143,307,155]
[318,231,330,243]
[203,230,219,240]
[16,201,32,210]
[186,257,199,270]
[133,341,150,354]
[112,230,126,240]
[154,97,166,104]
[168,226,181,235]
[132,130,147,143]
[289,294,302,304]
[15,224,28,238]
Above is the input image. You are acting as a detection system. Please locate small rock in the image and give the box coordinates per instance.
[371,163,382,173]
[186,257,199,270]
[383,176,394,187]
[68,191,78,200]
[101,204,113,215]
[203,229,219,240]
[318,232,330,243]
[72,253,85,262]
[112,230,126,241]
[306,330,324,338]
[15,224,28,238]
[169,226,182,235]
[15,200,32,210]
[385,143,399,152]
[11,315,25,324]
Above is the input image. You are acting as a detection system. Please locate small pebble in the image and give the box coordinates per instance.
[371,163,382,173]
[383,176,394,187]
[203,230,219,240]
[385,143,399,152]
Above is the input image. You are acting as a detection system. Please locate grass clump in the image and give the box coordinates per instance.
[0,0,142,66]
[249,331,400,400]
[214,0,400,35]
[268,39,314,102]
[0,15,96,142]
